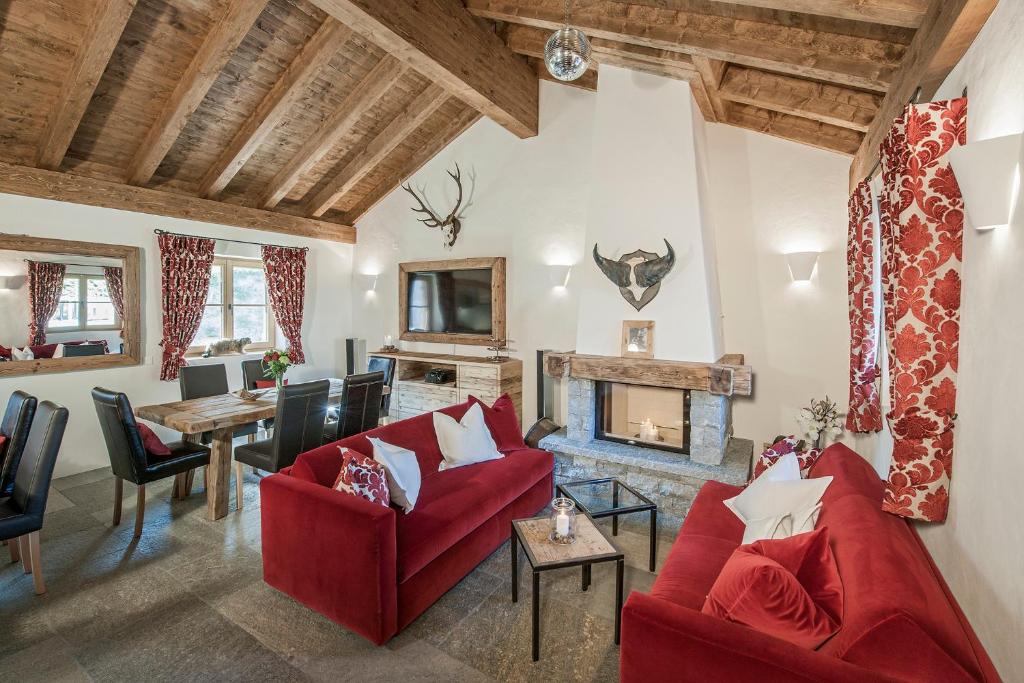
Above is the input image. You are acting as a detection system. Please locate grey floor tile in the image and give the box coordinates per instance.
[52,467,112,492]
[0,636,92,683]
[400,569,503,647]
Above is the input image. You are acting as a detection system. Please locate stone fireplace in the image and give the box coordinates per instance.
[539,353,753,531]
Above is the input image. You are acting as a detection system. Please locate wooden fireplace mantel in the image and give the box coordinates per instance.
[543,352,751,397]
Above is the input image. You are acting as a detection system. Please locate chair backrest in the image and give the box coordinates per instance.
[241,358,271,391]
[11,400,68,524]
[179,364,229,400]
[91,388,149,483]
[332,371,384,441]
[270,379,330,470]
[0,391,38,497]
[367,356,396,413]
[63,343,105,357]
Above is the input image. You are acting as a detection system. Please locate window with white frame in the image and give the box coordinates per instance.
[47,273,118,332]
[190,257,275,352]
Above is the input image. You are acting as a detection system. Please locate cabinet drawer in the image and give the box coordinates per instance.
[460,365,499,381]
[459,389,498,405]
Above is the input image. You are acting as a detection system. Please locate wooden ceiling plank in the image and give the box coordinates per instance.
[258,56,407,210]
[466,0,902,91]
[342,107,482,224]
[125,0,268,186]
[848,0,998,187]
[35,0,137,170]
[0,161,355,243]
[306,85,451,217]
[198,19,353,199]
[530,58,599,92]
[719,66,881,131]
[726,102,864,155]
[308,0,539,139]
[690,0,929,28]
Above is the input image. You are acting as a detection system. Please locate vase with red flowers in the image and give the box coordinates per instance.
[262,348,293,391]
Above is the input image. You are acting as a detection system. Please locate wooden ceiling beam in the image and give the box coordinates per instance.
[688,0,929,28]
[306,85,451,217]
[199,19,353,199]
[848,0,998,187]
[125,0,267,186]
[466,0,903,91]
[719,66,881,131]
[530,58,599,92]
[0,161,355,243]
[35,0,137,170]
[692,56,730,121]
[342,107,482,224]
[308,0,539,139]
[258,56,406,210]
[726,102,864,155]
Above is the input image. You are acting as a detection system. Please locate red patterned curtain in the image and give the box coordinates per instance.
[846,181,883,432]
[261,245,306,364]
[878,97,967,523]
[158,234,215,381]
[103,266,125,336]
[27,261,67,345]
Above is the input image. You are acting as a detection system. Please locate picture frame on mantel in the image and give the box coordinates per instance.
[621,320,655,359]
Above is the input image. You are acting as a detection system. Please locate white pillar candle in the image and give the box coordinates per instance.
[556,512,570,537]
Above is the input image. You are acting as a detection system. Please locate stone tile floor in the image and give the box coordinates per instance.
[1,463,677,683]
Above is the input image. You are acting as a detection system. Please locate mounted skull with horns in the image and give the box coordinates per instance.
[401,164,465,249]
[593,240,676,311]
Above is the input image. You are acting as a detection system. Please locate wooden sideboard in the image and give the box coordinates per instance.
[370,351,523,424]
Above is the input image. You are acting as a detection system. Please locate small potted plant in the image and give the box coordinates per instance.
[796,396,843,449]
[262,348,293,391]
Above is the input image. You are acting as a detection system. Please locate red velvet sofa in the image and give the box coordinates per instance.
[259,400,554,645]
[621,444,1001,683]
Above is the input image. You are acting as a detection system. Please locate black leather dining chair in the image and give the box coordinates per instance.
[233,379,329,509]
[240,358,275,432]
[367,356,396,417]
[0,391,38,498]
[0,400,68,595]
[63,344,105,357]
[324,371,384,444]
[179,363,258,444]
[92,388,211,538]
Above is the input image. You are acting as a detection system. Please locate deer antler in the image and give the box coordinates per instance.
[443,163,464,225]
[401,182,443,228]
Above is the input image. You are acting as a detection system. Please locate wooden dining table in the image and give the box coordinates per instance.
[135,378,390,520]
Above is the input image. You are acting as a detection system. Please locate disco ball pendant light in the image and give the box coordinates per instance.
[544,0,591,82]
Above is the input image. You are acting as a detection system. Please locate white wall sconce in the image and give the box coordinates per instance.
[786,252,820,282]
[948,132,1023,230]
[356,273,379,292]
[547,264,573,288]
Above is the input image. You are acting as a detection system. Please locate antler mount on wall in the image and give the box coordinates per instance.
[401,164,466,249]
[593,239,676,311]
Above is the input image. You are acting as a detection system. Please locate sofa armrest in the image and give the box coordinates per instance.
[620,592,892,683]
[260,473,398,644]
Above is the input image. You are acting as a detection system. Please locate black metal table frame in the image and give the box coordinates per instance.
[511,519,625,662]
[556,477,658,572]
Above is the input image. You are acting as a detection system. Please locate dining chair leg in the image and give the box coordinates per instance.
[184,468,195,497]
[28,532,45,595]
[247,433,256,445]
[235,460,244,511]
[133,484,146,539]
[203,465,208,489]
[112,477,124,526]
[19,535,32,574]
[7,537,20,564]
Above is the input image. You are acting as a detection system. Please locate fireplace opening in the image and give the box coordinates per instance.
[595,381,691,454]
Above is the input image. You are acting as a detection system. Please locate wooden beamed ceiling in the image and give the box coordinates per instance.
[0,0,996,241]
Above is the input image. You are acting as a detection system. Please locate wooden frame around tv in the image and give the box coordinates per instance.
[399,257,506,347]
[0,233,142,377]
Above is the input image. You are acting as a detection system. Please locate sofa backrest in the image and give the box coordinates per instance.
[809,445,993,681]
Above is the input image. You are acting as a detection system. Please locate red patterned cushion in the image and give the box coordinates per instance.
[255,379,288,389]
[0,345,10,360]
[468,394,526,453]
[754,436,821,479]
[136,423,171,457]
[332,447,390,508]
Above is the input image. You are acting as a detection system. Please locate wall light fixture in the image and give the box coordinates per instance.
[948,132,1023,230]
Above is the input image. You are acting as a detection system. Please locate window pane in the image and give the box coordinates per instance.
[233,305,268,343]
[87,277,111,303]
[206,265,223,305]
[232,266,266,305]
[60,277,79,302]
[193,305,223,346]
[86,302,116,327]
[49,302,79,328]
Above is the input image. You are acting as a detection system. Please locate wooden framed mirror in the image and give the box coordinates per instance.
[0,234,141,377]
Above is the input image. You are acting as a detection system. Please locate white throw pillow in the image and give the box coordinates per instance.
[366,437,421,513]
[725,454,832,544]
[11,347,33,361]
[53,344,65,359]
[433,403,503,471]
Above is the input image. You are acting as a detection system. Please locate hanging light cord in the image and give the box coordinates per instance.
[563,0,571,27]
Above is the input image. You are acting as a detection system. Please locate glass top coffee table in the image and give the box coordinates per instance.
[556,478,658,572]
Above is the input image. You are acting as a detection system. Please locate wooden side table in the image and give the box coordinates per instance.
[511,514,625,662]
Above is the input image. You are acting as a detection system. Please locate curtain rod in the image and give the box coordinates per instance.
[23,259,120,269]
[153,229,309,252]
[863,86,925,185]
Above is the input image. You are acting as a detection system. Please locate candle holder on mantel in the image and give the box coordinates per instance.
[549,497,577,545]
[380,335,398,353]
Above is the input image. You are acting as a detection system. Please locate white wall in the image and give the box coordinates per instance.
[917,1,1024,678]
[0,193,353,478]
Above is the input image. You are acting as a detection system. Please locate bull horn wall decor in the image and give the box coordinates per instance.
[593,239,676,311]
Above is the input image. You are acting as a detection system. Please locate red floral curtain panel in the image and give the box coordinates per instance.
[846,180,883,433]
[261,245,307,364]
[158,234,215,381]
[103,266,125,336]
[27,261,67,345]
[878,97,967,522]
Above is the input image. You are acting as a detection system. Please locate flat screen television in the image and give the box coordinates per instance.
[399,258,505,346]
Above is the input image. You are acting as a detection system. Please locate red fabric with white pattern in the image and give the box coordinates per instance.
[27,261,66,346]
[261,245,306,364]
[158,233,215,381]
[103,266,125,337]
[753,437,821,479]
[877,98,966,523]
[846,181,883,433]
[333,447,390,508]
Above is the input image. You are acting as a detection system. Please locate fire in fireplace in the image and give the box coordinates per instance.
[595,381,691,454]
